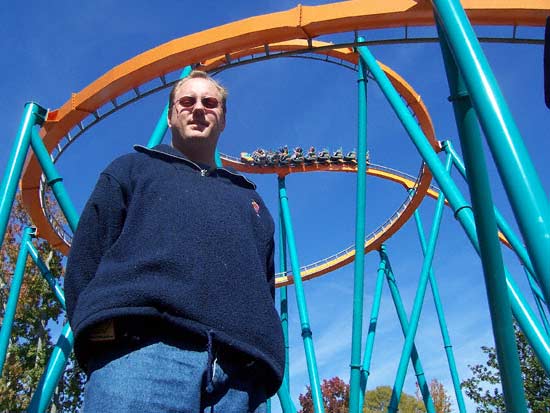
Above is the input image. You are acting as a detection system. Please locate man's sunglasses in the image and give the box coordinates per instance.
[175,96,220,109]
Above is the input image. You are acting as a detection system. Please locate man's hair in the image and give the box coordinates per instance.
[168,70,228,116]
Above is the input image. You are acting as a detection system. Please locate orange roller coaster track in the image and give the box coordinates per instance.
[20,0,544,281]
[219,157,439,287]
[22,40,439,260]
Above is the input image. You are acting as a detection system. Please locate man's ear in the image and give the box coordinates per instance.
[167,113,172,128]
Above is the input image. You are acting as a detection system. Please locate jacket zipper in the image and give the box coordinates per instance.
[135,145,254,185]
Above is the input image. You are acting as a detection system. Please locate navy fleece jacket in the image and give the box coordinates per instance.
[64,144,284,396]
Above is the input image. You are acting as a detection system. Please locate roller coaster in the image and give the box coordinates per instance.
[0,1,549,412]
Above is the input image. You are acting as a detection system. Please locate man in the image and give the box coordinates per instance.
[65,70,285,412]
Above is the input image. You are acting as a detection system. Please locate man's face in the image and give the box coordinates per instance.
[168,78,226,146]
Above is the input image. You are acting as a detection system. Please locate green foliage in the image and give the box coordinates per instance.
[297,377,437,413]
[0,195,85,412]
[364,385,425,413]
[461,325,550,413]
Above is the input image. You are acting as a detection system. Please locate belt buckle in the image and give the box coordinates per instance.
[88,320,116,342]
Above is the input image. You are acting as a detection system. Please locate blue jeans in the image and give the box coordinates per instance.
[82,338,267,413]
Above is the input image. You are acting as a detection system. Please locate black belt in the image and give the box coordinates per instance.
[86,317,257,369]
[87,317,207,352]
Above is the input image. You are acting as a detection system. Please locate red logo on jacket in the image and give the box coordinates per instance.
[251,200,260,216]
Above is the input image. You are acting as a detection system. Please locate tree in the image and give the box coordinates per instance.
[297,378,428,413]
[364,385,425,413]
[461,324,550,413]
[428,379,452,413]
[298,376,349,413]
[0,195,85,412]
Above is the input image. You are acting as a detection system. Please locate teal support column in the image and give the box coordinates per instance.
[26,240,66,309]
[279,200,290,384]
[277,380,297,413]
[358,246,387,412]
[26,237,71,413]
[387,157,448,413]
[349,54,369,413]
[148,66,193,148]
[27,323,74,413]
[148,103,170,147]
[413,209,467,413]
[379,247,436,413]
[278,177,325,413]
[446,142,546,305]
[525,270,548,307]
[0,103,46,251]
[0,227,34,377]
[356,40,550,376]
[533,296,550,338]
[214,149,223,168]
[528,267,550,337]
[506,272,550,375]
[30,129,79,232]
[277,187,296,413]
[431,0,550,313]
[448,140,548,344]
[449,144,549,348]
[438,24,528,411]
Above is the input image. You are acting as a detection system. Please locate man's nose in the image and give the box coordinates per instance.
[192,103,206,116]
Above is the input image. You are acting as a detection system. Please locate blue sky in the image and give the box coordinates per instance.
[2,1,549,412]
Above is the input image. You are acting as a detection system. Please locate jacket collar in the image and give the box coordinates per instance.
[133,144,256,190]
